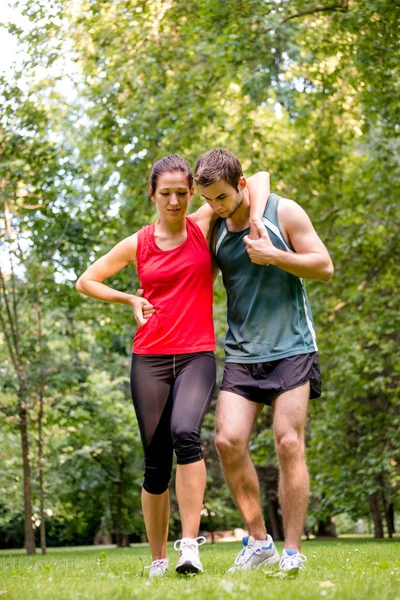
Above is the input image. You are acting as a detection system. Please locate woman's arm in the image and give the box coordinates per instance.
[246,171,270,239]
[189,203,219,244]
[75,234,154,326]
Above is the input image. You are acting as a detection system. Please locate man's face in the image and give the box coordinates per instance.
[198,177,246,218]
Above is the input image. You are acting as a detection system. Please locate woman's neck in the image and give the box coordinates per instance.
[154,216,188,250]
[156,215,187,236]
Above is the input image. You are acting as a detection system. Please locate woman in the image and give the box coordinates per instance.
[76,154,269,577]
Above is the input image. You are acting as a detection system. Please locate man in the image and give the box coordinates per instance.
[194,149,333,573]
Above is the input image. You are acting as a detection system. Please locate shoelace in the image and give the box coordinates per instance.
[174,536,206,551]
[280,553,307,569]
[234,543,265,566]
[145,559,168,572]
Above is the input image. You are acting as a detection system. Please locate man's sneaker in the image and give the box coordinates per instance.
[227,535,280,573]
[174,536,206,574]
[145,558,169,578]
[279,549,307,574]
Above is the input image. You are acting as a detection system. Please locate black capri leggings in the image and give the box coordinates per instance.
[130,352,216,495]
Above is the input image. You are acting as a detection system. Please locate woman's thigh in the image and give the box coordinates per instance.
[171,352,216,437]
[130,354,174,449]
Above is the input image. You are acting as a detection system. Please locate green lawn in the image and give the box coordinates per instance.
[0,539,399,599]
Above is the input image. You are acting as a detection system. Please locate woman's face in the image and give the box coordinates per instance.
[151,171,194,222]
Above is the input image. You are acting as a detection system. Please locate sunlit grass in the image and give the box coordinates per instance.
[0,538,399,599]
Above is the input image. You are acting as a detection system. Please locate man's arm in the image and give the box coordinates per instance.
[243,199,334,281]
[246,171,270,240]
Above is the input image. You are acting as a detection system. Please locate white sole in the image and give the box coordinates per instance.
[259,552,281,568]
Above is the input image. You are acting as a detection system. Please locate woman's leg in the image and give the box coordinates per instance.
[171,353,216,538]
[131,354,174,560]
[175,460,206,538]
[141,488,170,560]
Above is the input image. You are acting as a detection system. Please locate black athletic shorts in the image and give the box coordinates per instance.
[220,352,321,406]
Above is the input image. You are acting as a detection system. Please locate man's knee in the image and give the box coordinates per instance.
[276,432,304,463]
[215,431,248,463]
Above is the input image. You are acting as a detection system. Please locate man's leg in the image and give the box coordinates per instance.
[215,390,265,539]
[272,381,309,551]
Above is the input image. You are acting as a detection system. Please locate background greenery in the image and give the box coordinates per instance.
[1,0,399,552]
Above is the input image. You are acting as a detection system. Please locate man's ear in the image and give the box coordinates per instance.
[239,176,246,190]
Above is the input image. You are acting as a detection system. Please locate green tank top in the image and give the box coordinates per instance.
[214,193,318,363]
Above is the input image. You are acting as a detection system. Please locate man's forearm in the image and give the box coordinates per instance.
[269,249,334,281]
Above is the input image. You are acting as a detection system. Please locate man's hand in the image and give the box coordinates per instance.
[129,289,155,326]
[243,220,277,266]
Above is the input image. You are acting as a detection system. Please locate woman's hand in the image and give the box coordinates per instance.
[131,289,155,326]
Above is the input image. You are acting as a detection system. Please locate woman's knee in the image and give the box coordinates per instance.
[172,425,202,464]
[143,458,172,494]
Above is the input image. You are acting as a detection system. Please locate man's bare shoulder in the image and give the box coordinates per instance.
[278,198,310,224]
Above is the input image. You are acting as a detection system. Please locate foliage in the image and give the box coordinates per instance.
[1,0,399,547]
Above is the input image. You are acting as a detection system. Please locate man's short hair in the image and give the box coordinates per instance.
[194,149,243,190]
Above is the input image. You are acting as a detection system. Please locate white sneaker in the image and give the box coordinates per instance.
[227,535,280,573]
[174,536,206,574]
[145,558,169,578]
[279,549,307,574]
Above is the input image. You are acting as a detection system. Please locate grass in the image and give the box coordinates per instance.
[0,538,399,599]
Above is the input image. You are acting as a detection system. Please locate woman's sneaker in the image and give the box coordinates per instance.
[174,536,206,574]
[279,549,307,574]
[145,558,169,578]
[227,535,280,573]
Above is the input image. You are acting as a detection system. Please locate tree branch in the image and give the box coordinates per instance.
[0,265,19,368]
[329,233,400,320]
[280,2,349,25]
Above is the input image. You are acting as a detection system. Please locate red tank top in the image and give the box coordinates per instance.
[133,217,215,354]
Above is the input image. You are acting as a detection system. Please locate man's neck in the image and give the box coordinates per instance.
[227,188,250,231]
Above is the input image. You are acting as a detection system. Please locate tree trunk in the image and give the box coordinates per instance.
[116,459,125,547]
[265,492,284,541]
[382,498,395,538]
[258,464,284,541]
[35,292,47,555]
[316,517,337,537]
[387,503,395,536]
[378,474,395,538]
[368,492,384,538]
[0,262,36,554]
[19,395,36,555]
